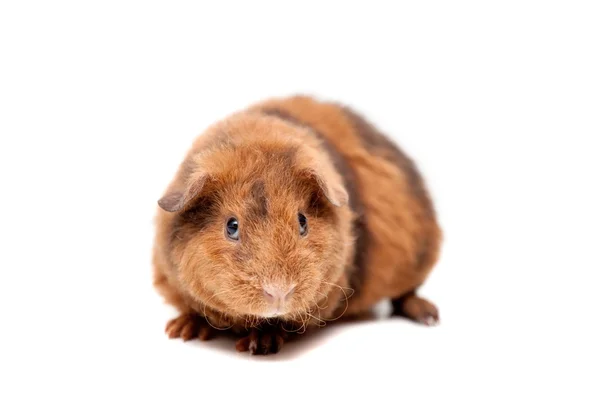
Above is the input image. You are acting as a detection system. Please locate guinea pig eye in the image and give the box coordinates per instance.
[298,213,308,236]
[226,217,239,240]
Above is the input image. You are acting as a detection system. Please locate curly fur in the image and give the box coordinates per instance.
[152,95,442,342]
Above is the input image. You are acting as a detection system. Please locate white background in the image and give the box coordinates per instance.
[1,1,599,399]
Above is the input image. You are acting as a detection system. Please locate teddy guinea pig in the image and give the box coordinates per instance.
[152,95,442,355]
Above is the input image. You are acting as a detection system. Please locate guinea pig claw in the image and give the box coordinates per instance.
[235,335,251,352]
[165,314,215,341]
[421,315,438,326]
[235,326,286,355]
[391,293,440,327]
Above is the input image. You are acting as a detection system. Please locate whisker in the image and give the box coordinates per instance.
[313,290,329,310]
[321,281,355,297]
[202,289,235,330]
[317,280,355,322]
[281,305,310,333]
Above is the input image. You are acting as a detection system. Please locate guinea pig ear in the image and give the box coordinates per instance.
[307,167,349,207]
[157,174,208,212]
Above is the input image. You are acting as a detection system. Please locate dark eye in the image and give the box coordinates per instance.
[298,213,308,236]
[226,217,239,240]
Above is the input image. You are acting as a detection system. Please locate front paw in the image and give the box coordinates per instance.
[235,325,288,355]
[165,314,215,341]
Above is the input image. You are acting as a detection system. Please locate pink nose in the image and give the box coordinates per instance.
[263,284,295,303]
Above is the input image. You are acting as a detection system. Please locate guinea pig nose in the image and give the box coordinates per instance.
[263,284,295,303]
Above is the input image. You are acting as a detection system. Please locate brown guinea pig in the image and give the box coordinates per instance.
[152,95,442,355]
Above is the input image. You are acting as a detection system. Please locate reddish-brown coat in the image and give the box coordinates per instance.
[152,95,442,353]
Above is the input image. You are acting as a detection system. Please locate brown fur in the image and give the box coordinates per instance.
[152,95,442,354]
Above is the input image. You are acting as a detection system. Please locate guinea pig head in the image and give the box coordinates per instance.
[158,121,352,322]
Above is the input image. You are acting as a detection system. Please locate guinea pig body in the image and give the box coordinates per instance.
[152,95,442,354]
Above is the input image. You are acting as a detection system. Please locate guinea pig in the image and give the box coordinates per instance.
[152,95,442,355]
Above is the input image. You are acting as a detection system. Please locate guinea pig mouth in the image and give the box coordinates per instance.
[260,310,288,318]
[258,301,292,318]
